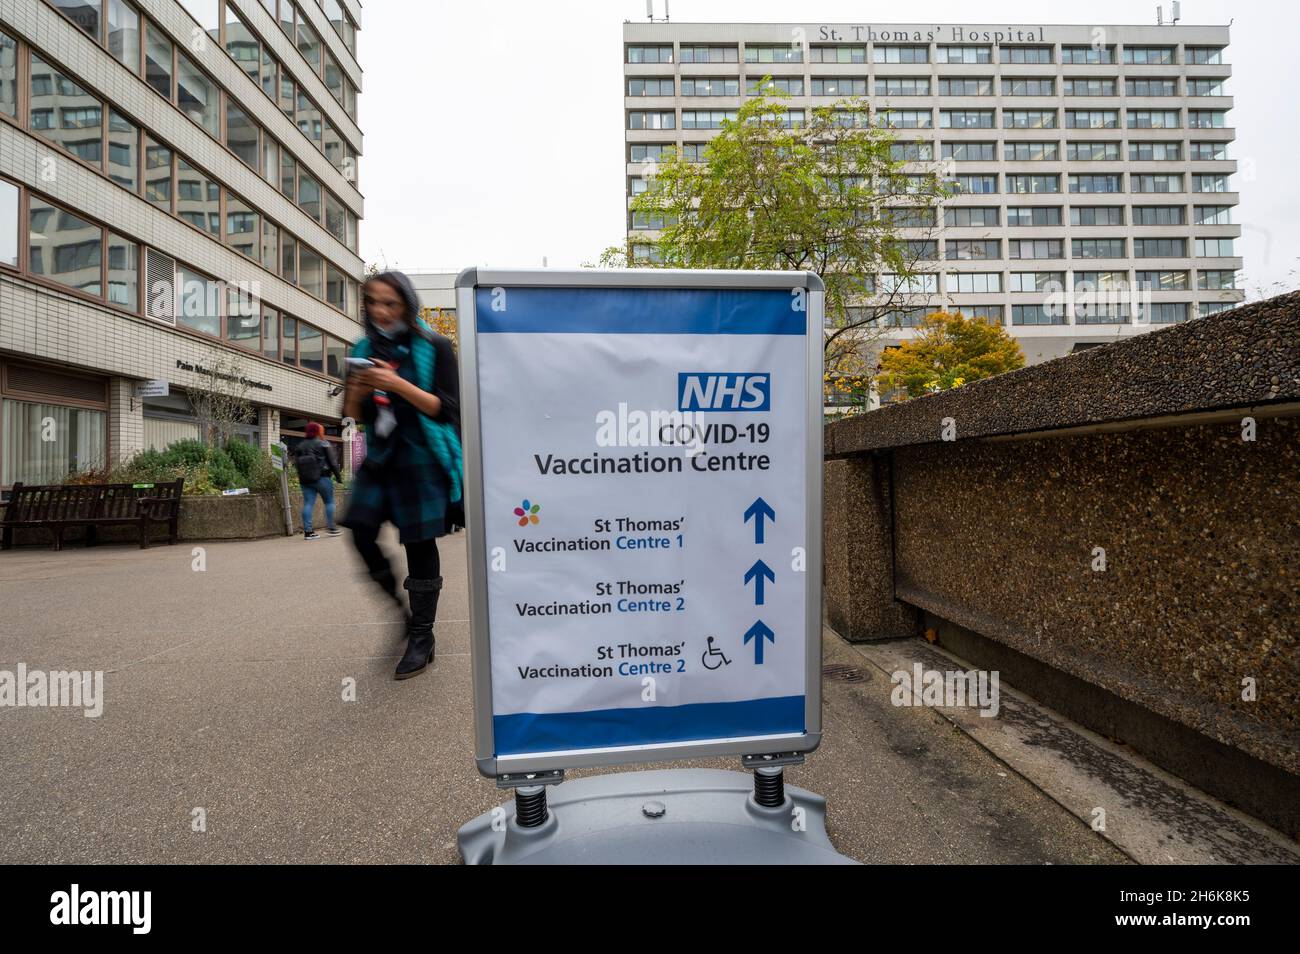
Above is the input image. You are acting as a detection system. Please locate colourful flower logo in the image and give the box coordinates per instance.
[514,499,541,527]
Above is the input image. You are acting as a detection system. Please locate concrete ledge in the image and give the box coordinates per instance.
[827,292,1300,457]
[918,610,1300,840]
[0,490,349,547]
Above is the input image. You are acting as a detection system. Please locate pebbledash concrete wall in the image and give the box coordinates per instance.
[1,490,350,546]
[824,291,1300,836]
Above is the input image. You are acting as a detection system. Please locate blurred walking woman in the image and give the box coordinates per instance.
[342,270,462,680]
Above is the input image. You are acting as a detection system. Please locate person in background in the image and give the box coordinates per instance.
[295,422,343,540]
[341,270,462,681]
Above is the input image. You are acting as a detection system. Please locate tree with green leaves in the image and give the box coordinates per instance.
[875,310,1026,400]
[621,87,951,383]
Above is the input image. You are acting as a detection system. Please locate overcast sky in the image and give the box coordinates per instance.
[356,0,1299,294]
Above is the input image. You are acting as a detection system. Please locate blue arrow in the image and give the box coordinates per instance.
[744,559,775,605]
[744,620,775,664]
[743,497,776,544]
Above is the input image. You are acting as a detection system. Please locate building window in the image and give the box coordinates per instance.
[626,46,673,64]
[872,46,928,64]
[679,45,737,63]
[298,244,323,298]
[107,0,140,72]
[1190,141,1228,161]
[681,77,736,96]
[1188,110,1228,129]
[876,77,930,96]
[176,54,219,137]
[940,109,994,129]
[745,44,803,63]
[1186,47,1224,65]
[810,45,866,63]
[1062,78,1117,97]
[1003,109,1056,129]
[629,77,676,96]
[890,142,933,161]
[281,315,297,364]
[1003,141,1057,161]
[1133,270,1187,290]
[1008,239,1064,259]
[176,158,220,235]
[1070,206,1124,226]
[226,101,260,170]
[1123,47,1175,64]
[947,272,1002,293]
[224,191,258,259]
[175,266,221,336]
[945,142,997,161]
[2,397,106,486]
[1125,78,1178,97]
[106,232,138,309]
[682,110,736,130]
[144,137,172,212]
[944,207,998,227]
[1129,141,1182,161]
[0,179,16,269]
[1065,110,1118,129]
[945,240,1000,261]
[813,77,867,96]
[1010,271,1065,292]
[1066,141,1121,161]
[144,21,172,99]
[1012,304,1065,325]
[298,170,321,221]
[1073,238,1126,259]
[28,198,102,294]
[326,264,346,311]
[1002,77,1054,96]
[30,55,103,169]
[280,232,297,283]
[1007,206,1062,226]
[1197,270,1237,290]
[1147,302,1188,323]
[1061,46,1114,64]
[298,322,323,372]
[1006,175,1059,194]
[1193,174,1231,193]
[225,286,260,349]
[1195,238,1235,257]
[1188,79,1227,97]
[1134,238,1187,257]
[1127,110,1180,129]
[1000,46,1052,64]
[1132,174,1184,194]
[106,110,139,192]
[953,174,997,194]
[877,109,932,129]
[1194,205,1233,226]
[325,192,346,244]
[1132,206,1185,226]
[938,77,992,96]
[748,77,802,96]
[628,110,676,130]
[935,46,990,64]
[1069,175,1122,194]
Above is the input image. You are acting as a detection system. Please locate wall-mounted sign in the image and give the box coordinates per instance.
[137,380,169,398]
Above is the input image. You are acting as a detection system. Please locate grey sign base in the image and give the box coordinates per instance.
[457,768,856,865]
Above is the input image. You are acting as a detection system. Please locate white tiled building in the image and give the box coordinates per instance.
[622,20,1245,375]
[0,0,363,487]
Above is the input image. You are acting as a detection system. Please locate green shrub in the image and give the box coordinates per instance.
[165,438,209,467]
[223,438,259,479]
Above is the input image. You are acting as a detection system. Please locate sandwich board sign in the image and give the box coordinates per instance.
[456,268,824,777]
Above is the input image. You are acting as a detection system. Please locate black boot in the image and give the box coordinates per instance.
[396,576,441,680]
[369,567,407,615]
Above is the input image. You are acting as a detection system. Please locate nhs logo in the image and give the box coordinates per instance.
[677,373,771,412]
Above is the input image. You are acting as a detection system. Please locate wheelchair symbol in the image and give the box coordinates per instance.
[701,636,732,670]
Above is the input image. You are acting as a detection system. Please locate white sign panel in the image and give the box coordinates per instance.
[459,270,823,774]
[138,379,169,397]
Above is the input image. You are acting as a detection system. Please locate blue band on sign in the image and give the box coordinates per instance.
[493,695,805,755]
[475,287,807,336]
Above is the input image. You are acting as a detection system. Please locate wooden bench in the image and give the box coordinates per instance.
[1,479,184,551]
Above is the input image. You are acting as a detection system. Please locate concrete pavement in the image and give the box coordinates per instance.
[0,529,1127,864]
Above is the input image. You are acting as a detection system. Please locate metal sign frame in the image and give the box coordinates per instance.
[456,267,825,777]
